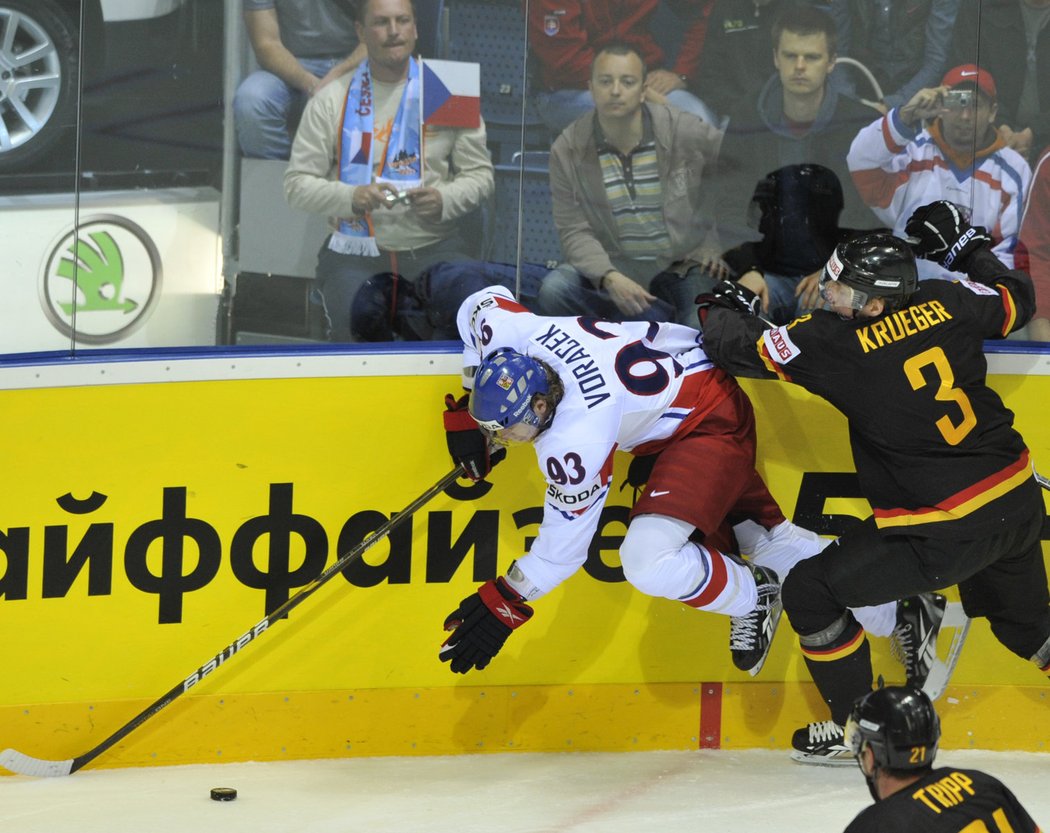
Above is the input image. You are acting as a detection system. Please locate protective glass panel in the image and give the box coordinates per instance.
[1,0,1045,353]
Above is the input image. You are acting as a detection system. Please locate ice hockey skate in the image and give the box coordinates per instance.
[891,593,970,700]
[790,720,854,766]
[729,565,782,676]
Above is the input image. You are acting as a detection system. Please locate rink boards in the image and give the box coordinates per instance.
[0,347,1047,771]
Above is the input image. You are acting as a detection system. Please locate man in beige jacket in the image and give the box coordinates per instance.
[538,42,724,324]
[284,0,494,341]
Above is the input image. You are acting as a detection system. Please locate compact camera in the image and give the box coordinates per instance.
[383,189,411,206]
[943,89,975,110]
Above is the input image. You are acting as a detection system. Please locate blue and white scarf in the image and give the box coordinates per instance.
[328,57,423,256]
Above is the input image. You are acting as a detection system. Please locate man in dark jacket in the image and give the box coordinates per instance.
[692,0,790,121]
[828,0,958,111]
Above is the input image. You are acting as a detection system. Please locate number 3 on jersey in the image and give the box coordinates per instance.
[904,346,977,446]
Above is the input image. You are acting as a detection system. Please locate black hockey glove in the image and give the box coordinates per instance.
[443,393,505,481]
[695,279,760,326]
[440,577,533,673]
[904,200,992,272]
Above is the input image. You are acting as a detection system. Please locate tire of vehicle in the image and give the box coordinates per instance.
[0,0,79,174]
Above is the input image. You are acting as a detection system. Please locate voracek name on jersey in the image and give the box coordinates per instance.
[533,324,610,408]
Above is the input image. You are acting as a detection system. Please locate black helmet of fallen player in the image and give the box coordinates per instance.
[820,233,919,314]
[845,685,940,800]
[748,164,845,275]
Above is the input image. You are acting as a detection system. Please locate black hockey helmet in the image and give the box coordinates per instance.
[821,233,919,312]
[845,685,940,772]
[749,164,845,276]
[748,163,844,236]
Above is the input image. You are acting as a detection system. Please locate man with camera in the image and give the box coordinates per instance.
[284,0,494,342]
[847,64,1031,280]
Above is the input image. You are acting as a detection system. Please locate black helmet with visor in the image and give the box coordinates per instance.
[820,233,919,313]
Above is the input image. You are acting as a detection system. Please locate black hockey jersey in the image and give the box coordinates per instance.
[843,766,1041,832]
[703,255,1040,540]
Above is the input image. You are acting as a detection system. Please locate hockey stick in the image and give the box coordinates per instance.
[922,602,971,701]
[0,465,465,778]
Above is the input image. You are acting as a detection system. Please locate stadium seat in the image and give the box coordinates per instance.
[491,152,561,267]
[442,0,549,152]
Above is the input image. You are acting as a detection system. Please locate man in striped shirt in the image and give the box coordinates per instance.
[540,42,725,325]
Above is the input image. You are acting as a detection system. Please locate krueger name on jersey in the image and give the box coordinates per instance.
[854,300,954,354]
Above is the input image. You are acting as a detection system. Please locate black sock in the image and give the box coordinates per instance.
[804,636,873,725]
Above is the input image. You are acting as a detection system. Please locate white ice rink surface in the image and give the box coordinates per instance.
[1,749,1047,832]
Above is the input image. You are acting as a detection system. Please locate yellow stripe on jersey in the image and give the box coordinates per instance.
[997,284,1018,336]
[874,450,1032,529]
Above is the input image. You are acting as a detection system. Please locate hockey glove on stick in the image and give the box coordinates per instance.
[696,279,762,326]
[443,393,505,481]
[904,200,992,272]
[440,577,533,673]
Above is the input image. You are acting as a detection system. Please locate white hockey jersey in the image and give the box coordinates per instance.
[456,286,730,596]
[847,109,1031,278]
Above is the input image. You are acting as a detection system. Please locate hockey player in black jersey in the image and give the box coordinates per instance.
[842,685,1041,832]
[699,200,1050,765]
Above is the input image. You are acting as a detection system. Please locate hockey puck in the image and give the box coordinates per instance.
[210,787,237,802]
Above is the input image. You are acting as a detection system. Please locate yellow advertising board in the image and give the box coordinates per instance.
[0,349,1046,771]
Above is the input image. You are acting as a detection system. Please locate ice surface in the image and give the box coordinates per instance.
[1,748,1047,832]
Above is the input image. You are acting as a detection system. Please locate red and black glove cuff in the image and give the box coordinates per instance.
[477,577,534,630]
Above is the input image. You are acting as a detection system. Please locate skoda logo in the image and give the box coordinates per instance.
[40,215,162,344]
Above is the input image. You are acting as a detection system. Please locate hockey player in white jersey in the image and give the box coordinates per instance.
[438,286,902,680]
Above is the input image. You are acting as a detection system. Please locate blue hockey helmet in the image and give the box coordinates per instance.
[469,348,550,435]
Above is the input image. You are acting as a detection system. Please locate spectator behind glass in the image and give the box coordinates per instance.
[283,0,494,342]
[714,3,879,248]
[727,164,874,324]
[847,64,1032,280]
[526,1,720,133]
[828,0,959,112]
[691,0,790,123]
[234,0,366,159]
[538,42,726,325]
[949,0,1050,161]
[1016,145,1050,340]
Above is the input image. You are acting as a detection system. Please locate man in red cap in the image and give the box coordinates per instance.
[949,0,1050,162]
[847,63,1032,280]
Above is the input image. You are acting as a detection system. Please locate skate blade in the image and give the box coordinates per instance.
[923,602,970,701]
[788,749,856,767]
